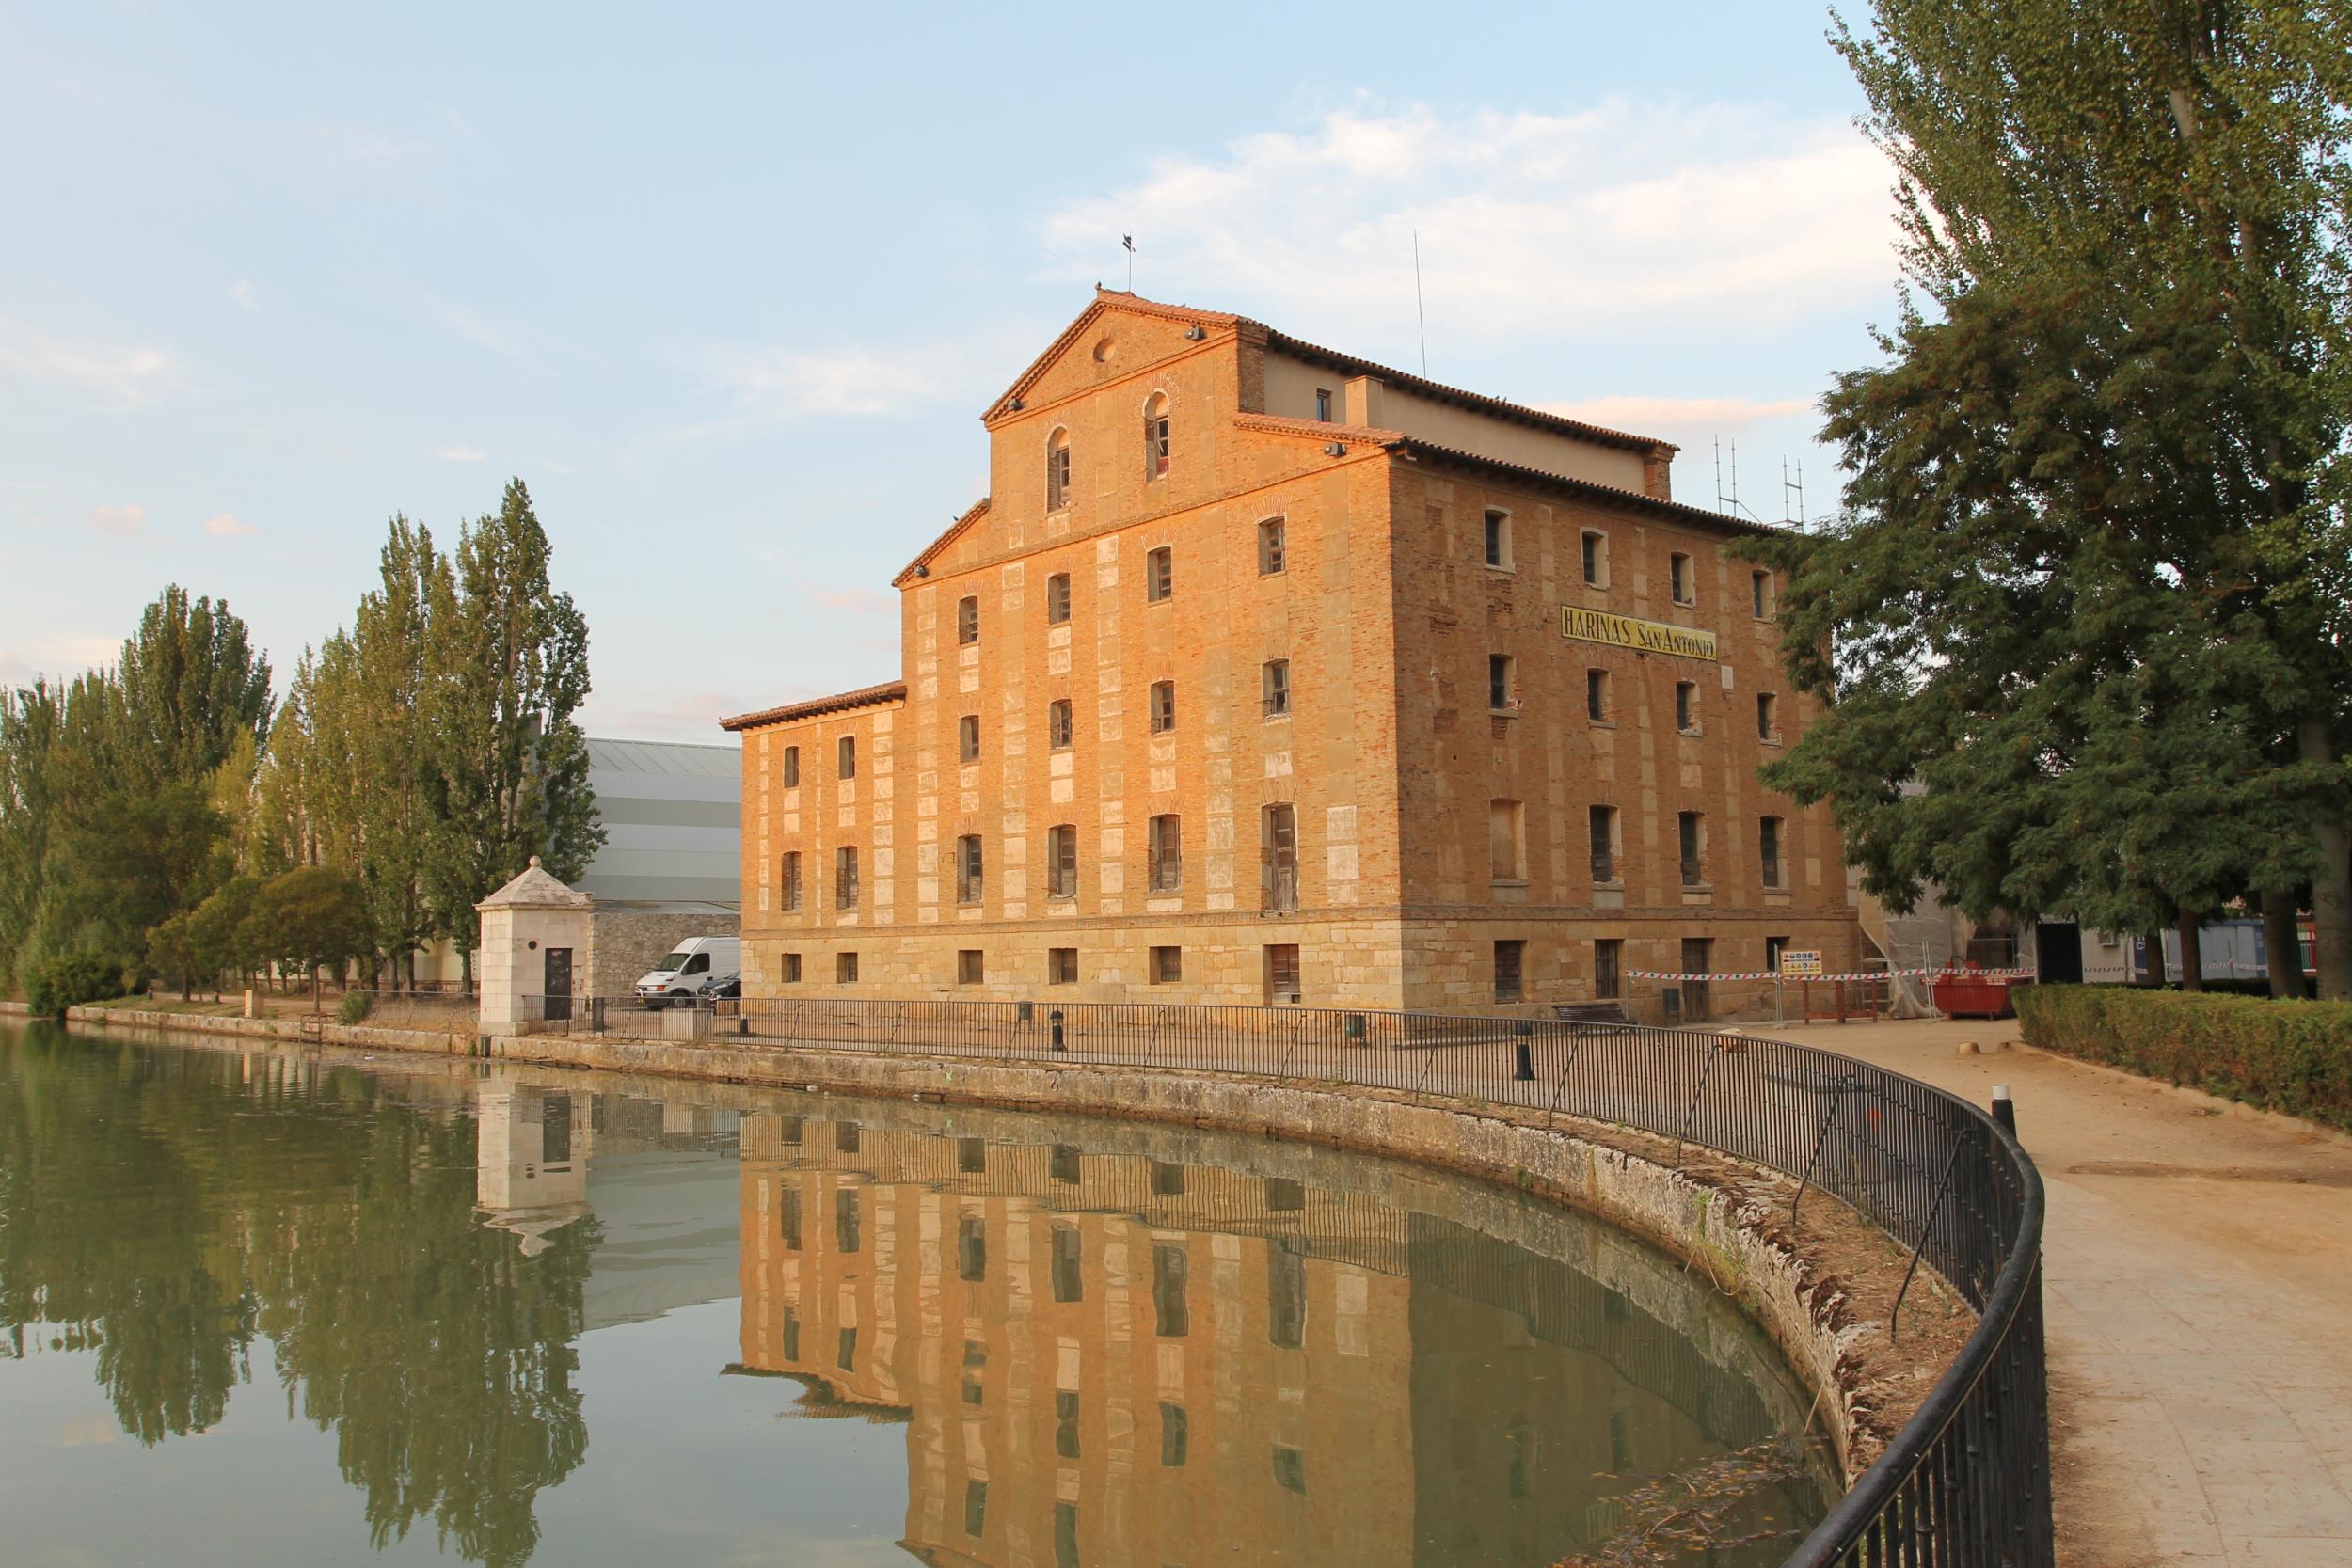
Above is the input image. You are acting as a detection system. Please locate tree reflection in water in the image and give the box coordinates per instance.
[0,1026,592,1567]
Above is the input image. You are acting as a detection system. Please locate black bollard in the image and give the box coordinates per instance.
[1991,1084,2016,1135]
[1513,1020,1535,1081]
[1050,1009,1066,1053]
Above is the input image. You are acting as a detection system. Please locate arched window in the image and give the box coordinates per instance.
[1046,429,1071,511]
[1144,392,1170,480]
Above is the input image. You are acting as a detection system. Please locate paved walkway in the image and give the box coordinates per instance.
[1770,1017,2352,1568]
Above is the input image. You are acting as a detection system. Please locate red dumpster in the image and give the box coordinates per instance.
[1933,971,2023,1019]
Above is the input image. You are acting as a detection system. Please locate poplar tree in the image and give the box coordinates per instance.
[426,480,602,974]
[1764,1,2352,995]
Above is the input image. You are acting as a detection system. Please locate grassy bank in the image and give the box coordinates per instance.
[2015,985,2352,1132]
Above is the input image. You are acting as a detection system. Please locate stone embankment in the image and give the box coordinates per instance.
[11,998,1974,1485]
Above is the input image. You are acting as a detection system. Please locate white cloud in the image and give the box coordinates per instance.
[89,502,145,537]
[429,443,487,463]
[1039,100,1899,344]
[203,512,257,537]
[1539,394,1816,437]
[704,343,971,420]
[228,278,262,312]
[0,321,179,410]
[308,121,430,167]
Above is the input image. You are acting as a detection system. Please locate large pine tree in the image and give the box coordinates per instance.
[1764,1,2352,994]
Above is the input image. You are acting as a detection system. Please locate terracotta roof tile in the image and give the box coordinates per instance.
[719,680,908,733]
[1393,439,1783,539]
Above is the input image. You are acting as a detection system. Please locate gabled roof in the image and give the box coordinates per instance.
[719,680,908,733]
[1261,326,1674,454]
[477,856,593,910]
[891,496,990,589]
[982,289,1242,423]
[1393,438,1782,539]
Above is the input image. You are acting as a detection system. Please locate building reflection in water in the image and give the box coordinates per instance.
[476,1085,592,1258]
[733,1109,1826,1568]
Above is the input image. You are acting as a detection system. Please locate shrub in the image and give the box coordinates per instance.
[2015,985,2352,1132]
[337,990,374,1025]
[26,953,136,1017]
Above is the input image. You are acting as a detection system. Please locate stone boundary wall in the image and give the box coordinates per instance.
[24,998,1965,1485]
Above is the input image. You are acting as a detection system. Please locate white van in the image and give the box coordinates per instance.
[635,936,741,1006]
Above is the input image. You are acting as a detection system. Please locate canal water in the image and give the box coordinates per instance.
[0,1021,1834,1567]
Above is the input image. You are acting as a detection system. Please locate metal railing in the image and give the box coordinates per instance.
[517,990,2050,1567]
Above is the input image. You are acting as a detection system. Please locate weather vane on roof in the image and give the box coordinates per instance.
[1121,233,1135,292]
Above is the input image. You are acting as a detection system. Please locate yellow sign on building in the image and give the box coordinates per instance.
[1560,607,1718,661]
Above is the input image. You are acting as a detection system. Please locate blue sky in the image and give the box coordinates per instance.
[1,2,1902,741]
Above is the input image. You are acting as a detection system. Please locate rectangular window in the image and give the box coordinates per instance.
[1049,946,1078,984]
[1048,697,1073,750]
[1262,658,1290,718]
[1147,407,1170,479]
[1048,440,1071,510]
[1594,938,1622,1000]
[836,1187,861,1253]
[1046,571,1071,625]
[1484,509,1511,568]
[1153,1243,1190,1337]
[835,846,860,908]
[1589,804,1617,883]
[1151,945,1183,984]
[1581,530,1608,587]
[1268,1240,1307,1347]
[1766,935,1788,973]
[1670,552,1694,606]
[1757,692,1779,741]
[779,851,802,911]
[781,952,803,983]
[1314,387,1333,421]
[1048,824,1078,899]
[963,1480,987,1539]
[1150,680,1176,734]
[1258,517,1287,575]
[1679,812,1706,887]
[957,834,983,904]
[1262,802,1299,911]
[778,1188,803,1251]
[1160,1402,1188,1467]
[837,735,856,779]
[1051,1223,1083,1303]
[1586,669,1609,722]
[1146,546,1173,603]
[1265,942,1302,1005]
[1752,568,1773,620]
[781,745,800,787]
[1489,798,1526,881]
[837,1326,857,1371]
[1494,939,1526,1003]
[958,1213,987,1281]
[959,1138,986,1174]
[959,713,980,763]
[1760,816,1784,890]
[1489,654,1516,711]
[958,594,979,645]
[1676,681,1699,733]
[836,950,859,982]
[1147,814,1182,892]
[1274,1446,1307,1496]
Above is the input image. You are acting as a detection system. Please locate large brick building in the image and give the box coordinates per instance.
[724,290,1860,1015]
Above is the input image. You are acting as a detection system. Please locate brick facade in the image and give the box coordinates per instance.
[727,292,1860,1018]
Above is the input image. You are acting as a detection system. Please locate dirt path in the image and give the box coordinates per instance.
[1770,1017,2352,1568]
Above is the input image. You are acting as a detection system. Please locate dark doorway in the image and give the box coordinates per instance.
[1680,938,1712,1022]
[543,946,573,1022]
[2035,924,2083,986]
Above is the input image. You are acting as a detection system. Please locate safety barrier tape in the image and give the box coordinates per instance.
[1624,967,2038,984]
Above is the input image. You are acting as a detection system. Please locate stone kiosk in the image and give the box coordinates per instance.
[477,858,596,1038]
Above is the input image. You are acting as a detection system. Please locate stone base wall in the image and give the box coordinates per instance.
[741,905,1864,1021]
[584,910,739,999]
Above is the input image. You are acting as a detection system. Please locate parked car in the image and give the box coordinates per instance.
[701,972,740,1001]
[634,936,741,1007]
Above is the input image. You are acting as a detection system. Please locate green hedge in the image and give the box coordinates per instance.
[25,953,137,1018]
[2015,985,2352,1132]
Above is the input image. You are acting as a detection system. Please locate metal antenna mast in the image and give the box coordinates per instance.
[1413,230,1428,374]
[1781,457,1808,531]
[1121,234,1135,291]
